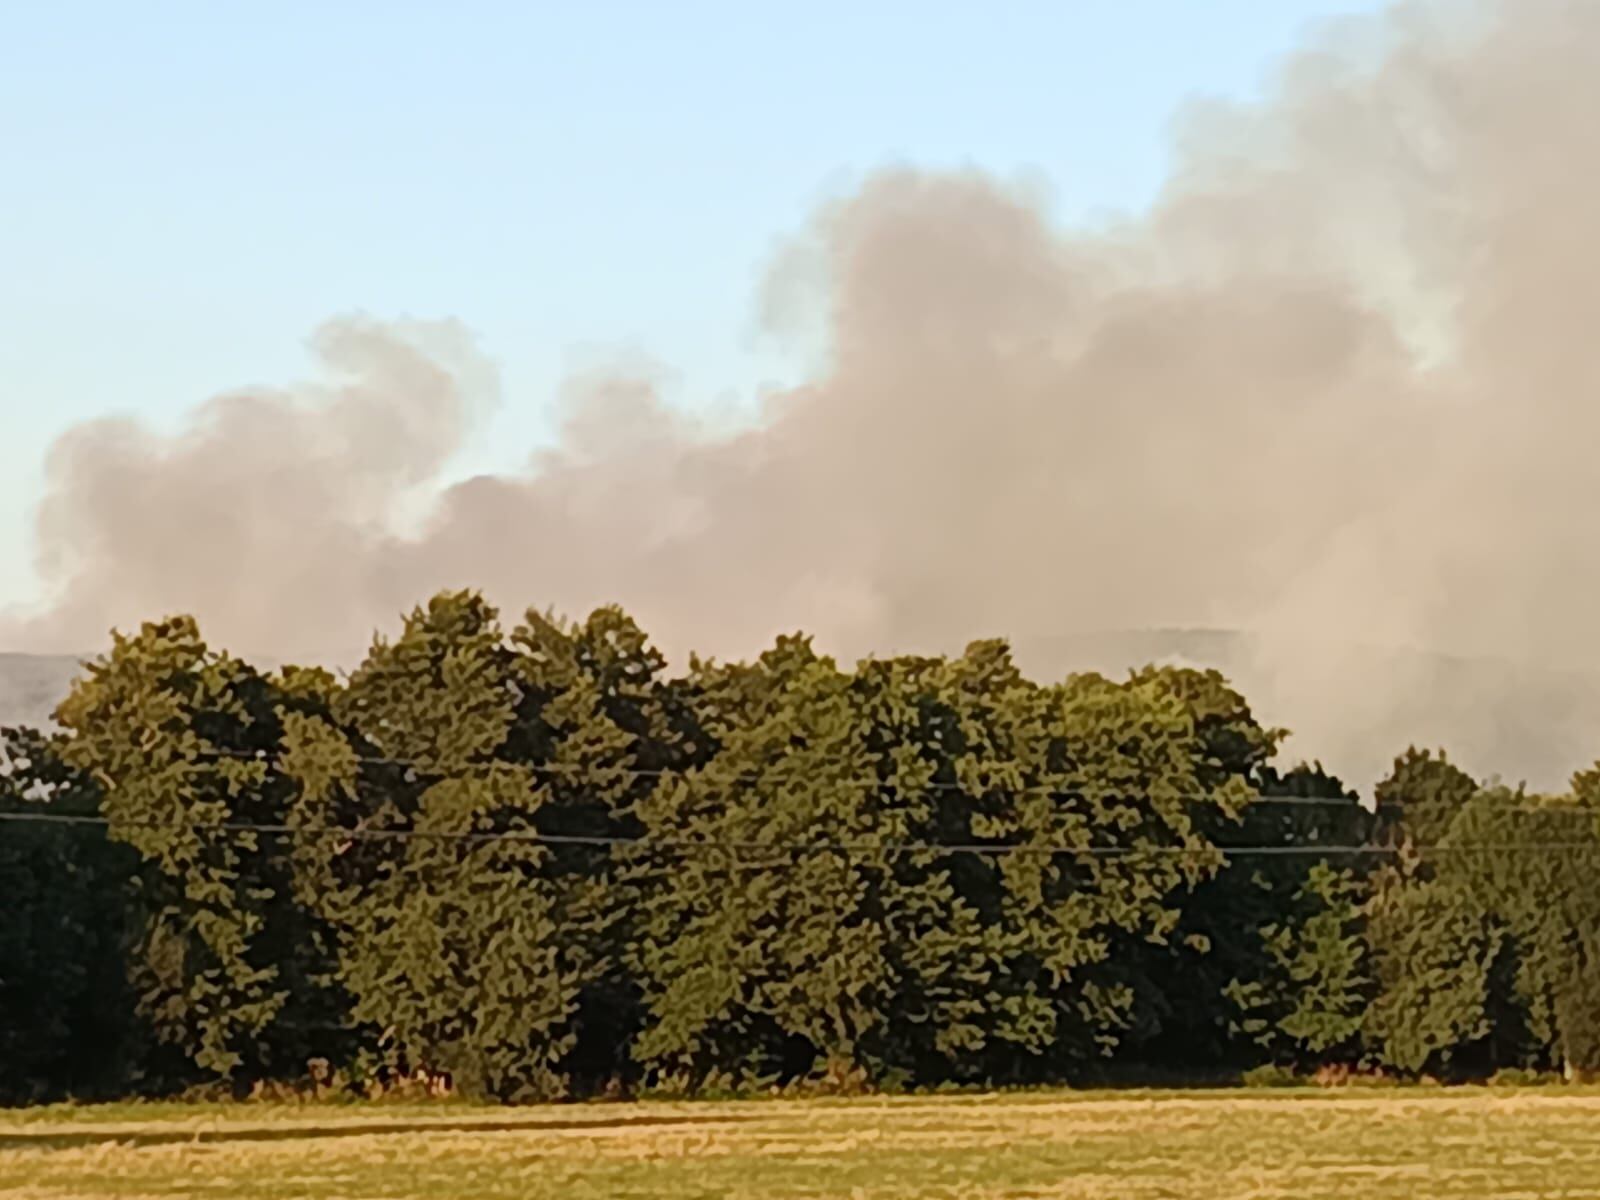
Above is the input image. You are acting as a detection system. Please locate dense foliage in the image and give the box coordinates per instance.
[4,591,1599,1102]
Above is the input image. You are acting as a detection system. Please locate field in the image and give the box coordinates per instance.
[4,1090,1600,1199]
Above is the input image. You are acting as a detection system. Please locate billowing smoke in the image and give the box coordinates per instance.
[10,0,1600,789]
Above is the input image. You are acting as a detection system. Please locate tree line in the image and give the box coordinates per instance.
[3,590,1598,1103]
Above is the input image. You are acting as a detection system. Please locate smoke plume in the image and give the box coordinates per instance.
[10,0,1600,789]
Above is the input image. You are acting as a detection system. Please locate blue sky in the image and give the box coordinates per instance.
[1,0,1387,608]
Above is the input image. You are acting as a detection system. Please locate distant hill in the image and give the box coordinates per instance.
[0,653,85,730]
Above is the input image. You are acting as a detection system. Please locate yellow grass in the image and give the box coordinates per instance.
[4,1089,1600,1198]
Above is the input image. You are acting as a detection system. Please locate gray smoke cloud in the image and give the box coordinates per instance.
[9,0,1600,789]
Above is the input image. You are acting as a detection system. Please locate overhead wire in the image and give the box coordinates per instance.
[131,743,1600,817]
[2,809,1596,861]
[7,734,1597,862]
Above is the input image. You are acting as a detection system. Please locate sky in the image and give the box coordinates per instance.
[1,0,1389,610]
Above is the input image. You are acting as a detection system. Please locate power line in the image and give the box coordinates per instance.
[153,745,1600,816]
[193,743,1336,801]
[3,810,1597,860]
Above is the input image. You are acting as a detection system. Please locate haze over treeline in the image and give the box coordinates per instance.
[7,0,1600,787]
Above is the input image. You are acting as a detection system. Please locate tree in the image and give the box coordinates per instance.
[1442,786,1600,1078]
[281,591,677,1099]
[1363,878,1505,1075]
[631,635,905,1088]
[0,727,139,1101]
[1371,747,1478,876]
[633,641,1245,1089]
[1224,860,1371,1065]
[943,658,1243,1077]
[56,617,336,1086]
[505,604,695,1090]
[1106,668,1373,1074]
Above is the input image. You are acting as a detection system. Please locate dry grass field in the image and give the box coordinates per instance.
[4,1089,1600,1198]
